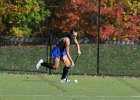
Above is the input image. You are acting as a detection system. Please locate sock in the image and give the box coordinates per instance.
[41,62,54,69]
[61,67,69,79]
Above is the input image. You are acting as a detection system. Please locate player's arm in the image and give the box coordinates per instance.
[64,37,74,66]
[73,38,81,56]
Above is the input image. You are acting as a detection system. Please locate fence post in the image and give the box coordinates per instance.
[49,35,53,75]
[45,38,49,74]
[97,0,101,75]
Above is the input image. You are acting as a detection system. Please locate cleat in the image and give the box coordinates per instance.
[60,78,71,83]
[36,59,43,69]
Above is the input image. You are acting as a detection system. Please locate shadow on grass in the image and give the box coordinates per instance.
[38,74,67,93]
[116,77,140,93]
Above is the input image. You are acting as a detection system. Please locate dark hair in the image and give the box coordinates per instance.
[70,28,78,34]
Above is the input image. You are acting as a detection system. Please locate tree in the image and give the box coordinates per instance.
[48,0,140,40]
[0,0,51,37]
[51,0,97,37]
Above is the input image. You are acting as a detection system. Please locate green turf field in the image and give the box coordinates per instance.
[0,73,140,100]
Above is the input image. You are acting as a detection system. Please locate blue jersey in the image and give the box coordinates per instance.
[51,34,72,59]
[56,34,72,51]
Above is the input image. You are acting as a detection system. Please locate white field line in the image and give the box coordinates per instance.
[0,94,140,98]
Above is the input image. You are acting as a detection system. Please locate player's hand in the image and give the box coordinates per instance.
[70,61,75,68]
[78,50,81,56]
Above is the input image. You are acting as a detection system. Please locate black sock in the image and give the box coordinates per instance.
[61,67,69,79]
[41,62,54,69]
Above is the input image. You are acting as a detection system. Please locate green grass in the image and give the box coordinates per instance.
[0,73,140,100]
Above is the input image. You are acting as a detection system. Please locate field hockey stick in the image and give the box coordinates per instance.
[74,55,79,64]
[66,55,79,80]
[69,55,79,70]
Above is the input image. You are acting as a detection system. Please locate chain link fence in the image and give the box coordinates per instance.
[0,36,140,76]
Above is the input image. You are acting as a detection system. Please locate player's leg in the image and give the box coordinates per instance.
[36,47,61,70]
[60,55,71,83]
[40,58,60,70]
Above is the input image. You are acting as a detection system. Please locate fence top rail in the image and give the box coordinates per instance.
[0,36,140,45]
[0,36,49,43]
[53,38,140,45]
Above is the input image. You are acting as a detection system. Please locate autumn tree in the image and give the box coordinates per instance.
[102,0,140,40]
[48,0,140,40]
[0,0,51,37]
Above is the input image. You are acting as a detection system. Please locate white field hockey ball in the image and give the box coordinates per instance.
[74,79,78,83]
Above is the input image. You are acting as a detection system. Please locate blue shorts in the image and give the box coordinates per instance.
[51,47,66,59]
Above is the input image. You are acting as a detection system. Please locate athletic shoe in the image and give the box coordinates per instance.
[36,59,43,69]
[60,78,71,83]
